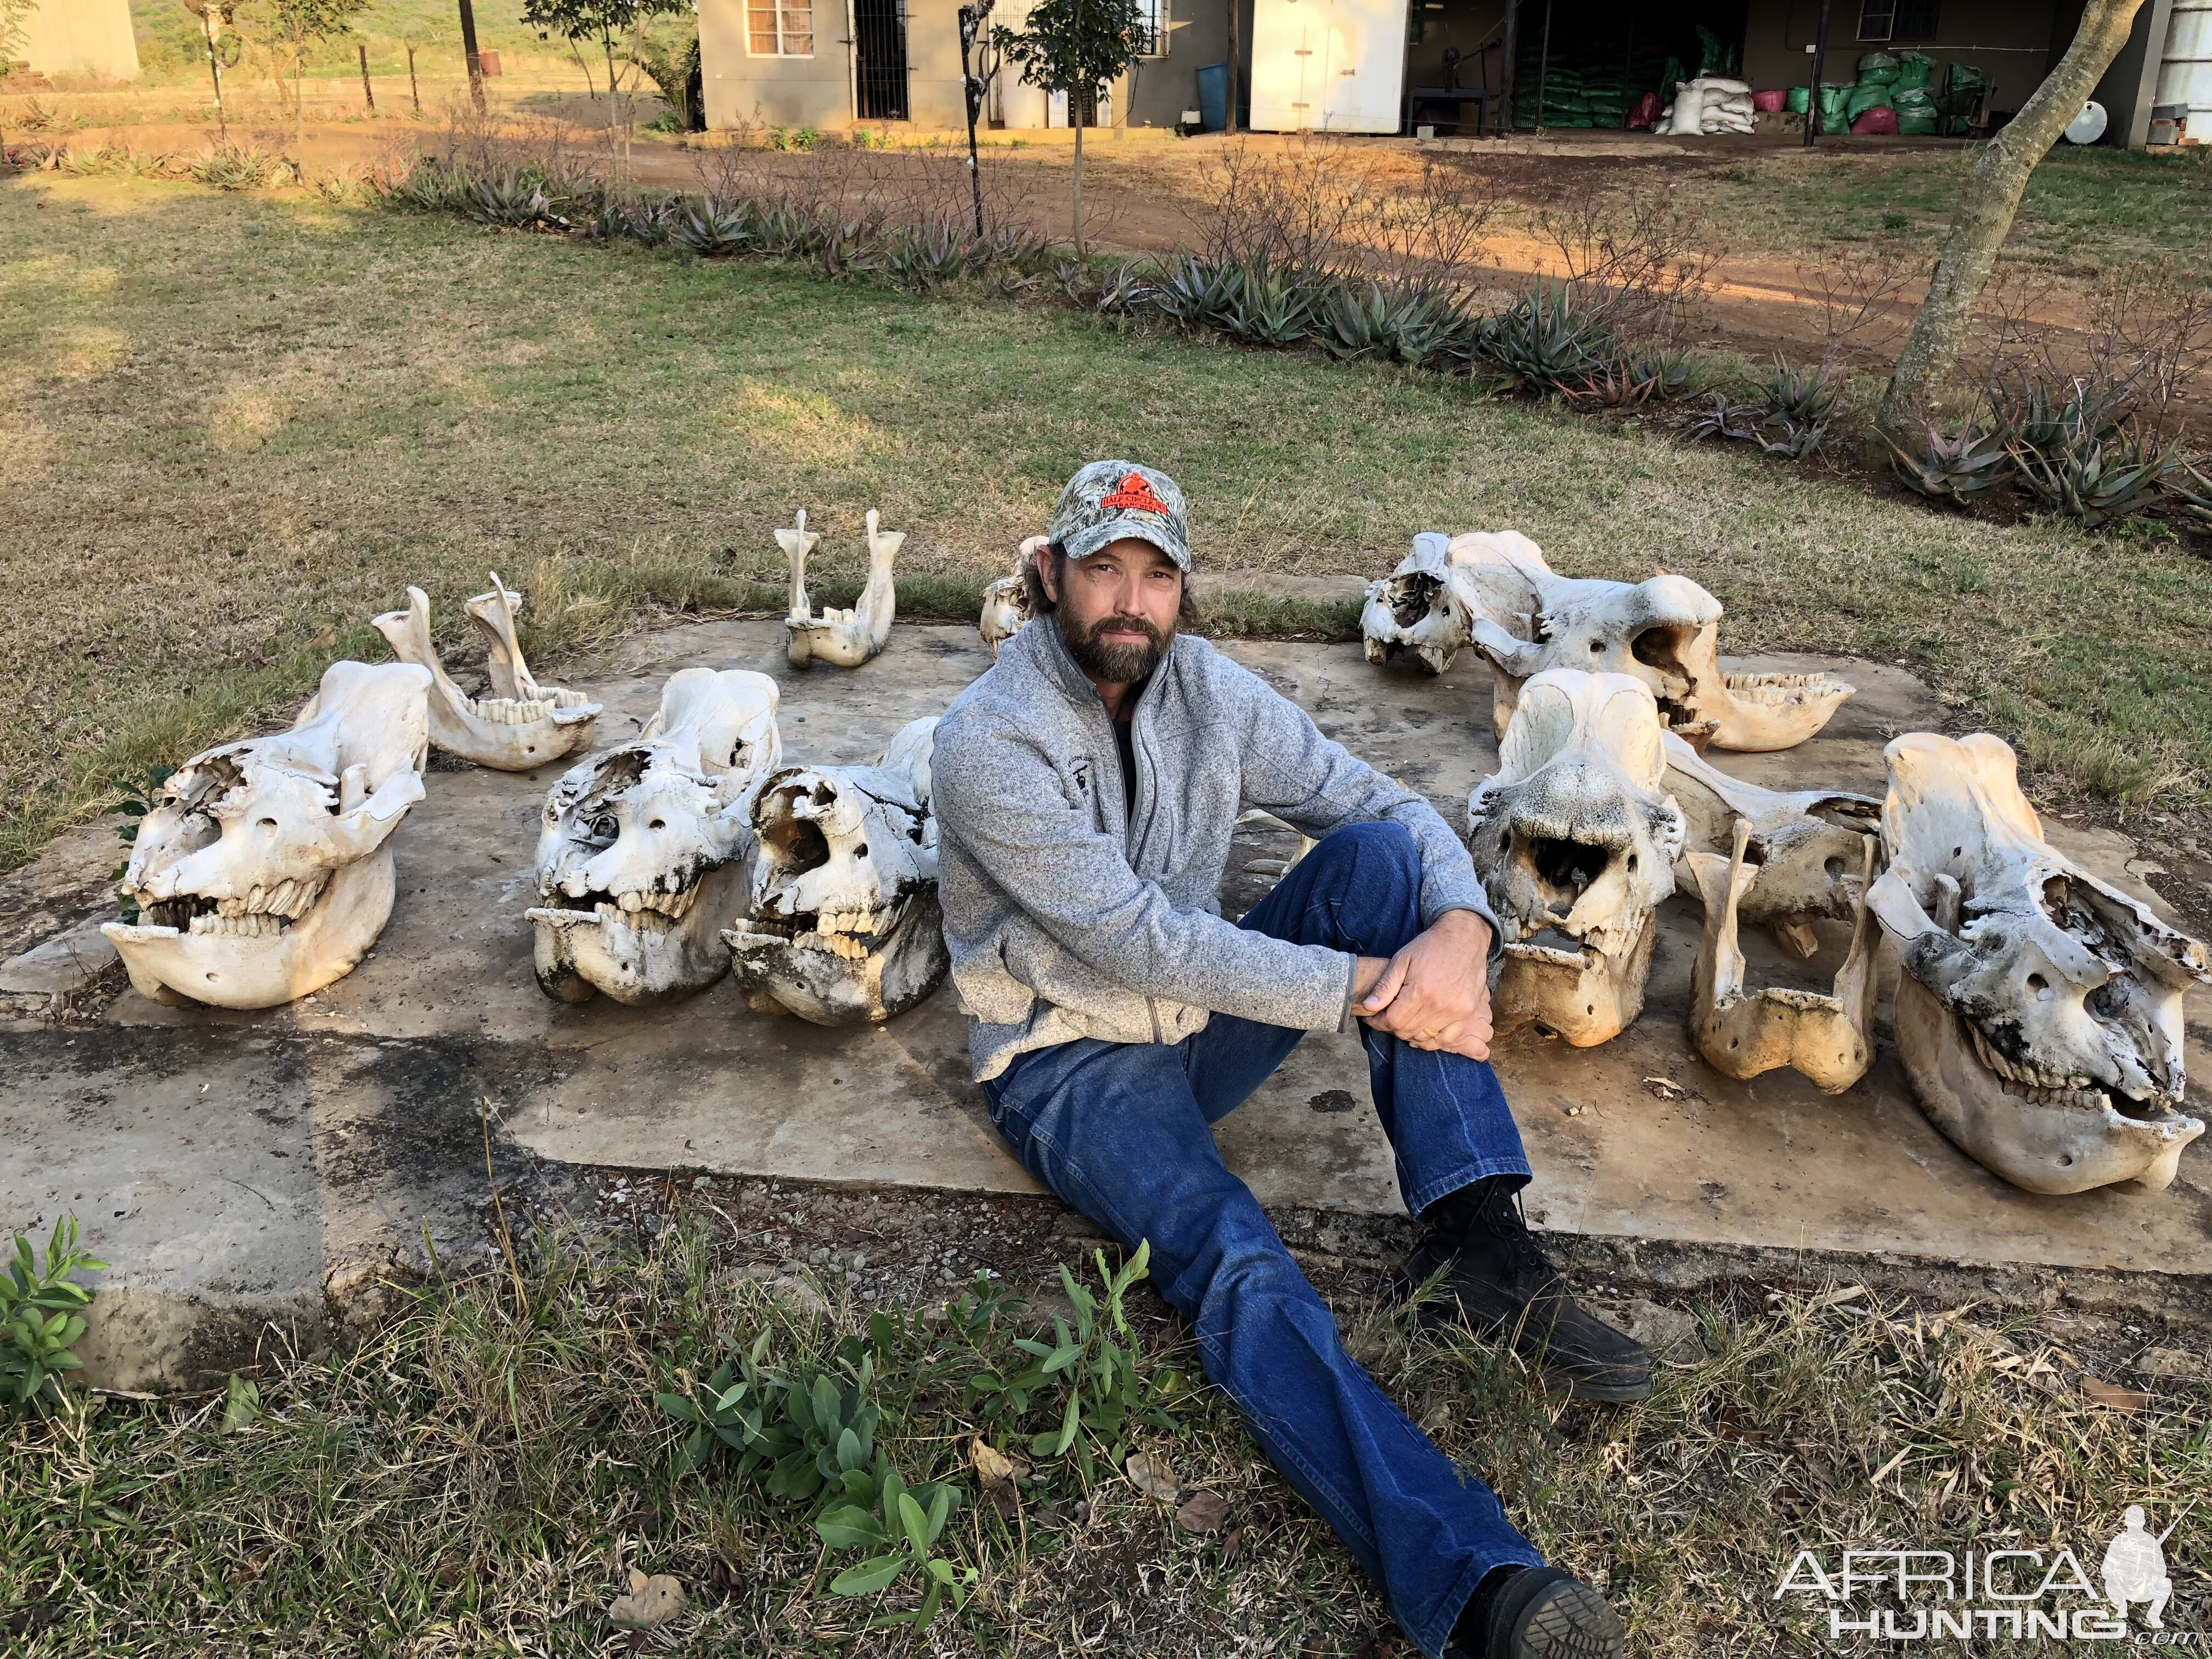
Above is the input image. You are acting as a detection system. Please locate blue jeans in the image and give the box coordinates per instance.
[983,821,1544,1657]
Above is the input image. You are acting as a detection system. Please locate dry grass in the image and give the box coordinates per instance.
[3,1209,2204,1656]
[2,167,2209,872]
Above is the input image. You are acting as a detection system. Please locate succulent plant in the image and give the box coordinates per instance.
[1474,286,1615,392]
[2008,425,2176,530]
[1757,358,1841,427]
[1884,421,2016,505]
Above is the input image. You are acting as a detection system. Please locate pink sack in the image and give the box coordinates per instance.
[1752,87,1787,112]
[1851,105,1899,135]
[1627,92,1663,129]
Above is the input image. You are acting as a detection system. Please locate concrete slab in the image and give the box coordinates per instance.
[0,918,116,994]
[7,619,2209,1387]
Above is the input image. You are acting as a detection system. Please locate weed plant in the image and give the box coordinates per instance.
[2,1216,2204,1655]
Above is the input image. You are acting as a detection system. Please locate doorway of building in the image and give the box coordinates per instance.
[854,0,910,120]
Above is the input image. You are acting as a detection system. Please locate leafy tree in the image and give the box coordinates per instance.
[522,0,687,177]
[624,12,702,132]
[244,0,368,155]
[1876,0,2151,435]
[0,0,37,75]
[994,0,1147,253]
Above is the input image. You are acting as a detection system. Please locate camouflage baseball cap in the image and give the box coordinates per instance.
[1047,460,1192,571]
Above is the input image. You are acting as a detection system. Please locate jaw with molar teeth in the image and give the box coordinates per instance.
[370,579,601,771]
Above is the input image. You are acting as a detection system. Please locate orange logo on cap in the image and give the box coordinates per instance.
[1099,471,1168,514]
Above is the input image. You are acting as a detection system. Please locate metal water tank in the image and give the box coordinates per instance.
[2158,0,2212,143]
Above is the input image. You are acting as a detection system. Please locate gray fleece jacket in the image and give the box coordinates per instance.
[933,616,1499,1082]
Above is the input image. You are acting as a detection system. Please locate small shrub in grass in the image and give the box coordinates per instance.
[3,1217,106,1419]
[1886,420,2016,505]
[1474,286,1615,393]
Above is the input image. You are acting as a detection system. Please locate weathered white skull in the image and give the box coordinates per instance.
[1662,730,1881,957]
[527,668,782,1006]
[372,576,600,770]
[1466,670,1685,1045]
[980,536,1044,659]
[1435,531,1855,752]
[786,509,904,670]
[1686,821,1878,1093]
[1866,732,2210,1194]
[103,661,432,1009]
[1362,533,1470,675]
[722,716,946,1024]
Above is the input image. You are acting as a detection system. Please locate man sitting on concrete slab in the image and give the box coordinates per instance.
[933,460,1645,1659]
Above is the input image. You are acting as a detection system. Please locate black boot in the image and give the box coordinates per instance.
[1448,1566,1626,1659]
[1398,1176,1651,1402]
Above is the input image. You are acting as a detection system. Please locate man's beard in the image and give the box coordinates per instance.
[1059,606,1172,684]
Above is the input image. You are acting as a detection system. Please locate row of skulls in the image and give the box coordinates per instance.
[105,574,953,1035]
[101,524,2212,1203]
[1364,532,2211,1197]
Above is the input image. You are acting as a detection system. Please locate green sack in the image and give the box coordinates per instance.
[1892,49,1934,89]
[1897,111,1939,134]
[1892,86,1936,108]
[1944,61,1987,92]
[1846,83,1893,119]
[1786,85,1812,113]
[1857,50,1899,76]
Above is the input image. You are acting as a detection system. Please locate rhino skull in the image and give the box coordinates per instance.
[1467,669,1685,1046]
[1437,530,1855,753]
[372,575,600,770]
[1686,821,1878,1093]
[1362,533,1470,675]
[1866,732,2210,1194]
[722,716,946,1024]
[980,536,1044,659]
[103,661,432,1009]
[527,668,782,1006]
[1662,730,1881,957]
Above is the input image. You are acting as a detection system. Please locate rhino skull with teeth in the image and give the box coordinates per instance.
[372,575,600,770]
[1866,732,2210,1194]
[1361,533,1471,675]
[722,716,946,1025]
[103,661,432,1009]
[1467,669,1685,1046]
[1434,530,1855,753]
[527,668,783,1006]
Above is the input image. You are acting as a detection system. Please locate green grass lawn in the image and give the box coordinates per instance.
[4,1215,2204,1657]
[3,168,2209,870]
[1672,144,2212,274]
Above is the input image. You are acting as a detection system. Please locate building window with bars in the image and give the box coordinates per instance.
[1137,0,1168,58]
[1856,0,1939,41]
[748,0,815,57]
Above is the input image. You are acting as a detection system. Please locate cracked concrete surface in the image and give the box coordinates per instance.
[4,619,2207,1390]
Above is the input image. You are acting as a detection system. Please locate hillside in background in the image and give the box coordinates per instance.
[128,0,579,84]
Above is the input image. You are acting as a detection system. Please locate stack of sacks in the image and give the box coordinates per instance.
[1660,76,1754,135]
[1890,50,1939,133]
[1846,49,1899,123]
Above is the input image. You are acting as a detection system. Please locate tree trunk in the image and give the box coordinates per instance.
[1226,0,1239,132]
[457,0,486,115]
[1876,0,2148,435]
[1072,100,1085,255]
[358,42,376,114]
[201,6,228,141]
[295,58,305,156]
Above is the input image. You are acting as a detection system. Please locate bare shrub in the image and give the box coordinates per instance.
[2076,268,2212,439]
[1525,178,1718,344]
[1796,240,1916,370]
[1189,139,1499,286]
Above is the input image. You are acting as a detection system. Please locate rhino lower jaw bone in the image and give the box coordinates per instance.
[1494,926,1659,1047]
[723,891,947,1025]
[371,580,601,771]
[108,847,396,1009]
[527,862,749,1007]
[1686,823,1877,1093]
[1894,978,2204,1194]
